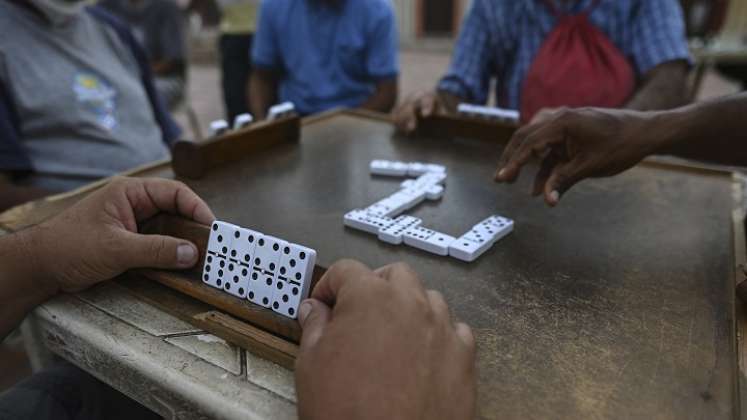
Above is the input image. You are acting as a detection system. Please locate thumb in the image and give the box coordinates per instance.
[544,161,583,207]
[122,232,199,270]
[298,298,332,352]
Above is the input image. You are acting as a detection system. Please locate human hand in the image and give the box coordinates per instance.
[295,259,476,420]
[393,90,446,135]
[29,177,215,294]
[495,107,660,206]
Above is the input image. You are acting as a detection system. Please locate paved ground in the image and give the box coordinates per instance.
[1,48,743,393]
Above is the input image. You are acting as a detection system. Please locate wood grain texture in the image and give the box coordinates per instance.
[416,113,518,143]
[117,274,298,370]
[138,214,327,343]
[172,117,301,179]
[0,109,742,419]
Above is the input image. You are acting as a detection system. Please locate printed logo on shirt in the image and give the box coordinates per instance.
[72,73,117,131]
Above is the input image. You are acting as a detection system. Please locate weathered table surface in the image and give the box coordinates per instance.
[2,110,744,420]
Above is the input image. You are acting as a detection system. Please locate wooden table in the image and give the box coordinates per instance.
[2,109,745,420]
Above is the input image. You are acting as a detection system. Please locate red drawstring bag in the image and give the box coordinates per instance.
[520,0,635,123]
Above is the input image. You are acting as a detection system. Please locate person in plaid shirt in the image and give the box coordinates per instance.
[394,0,691,133]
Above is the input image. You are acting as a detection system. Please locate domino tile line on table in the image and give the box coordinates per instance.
[345,160,515,262]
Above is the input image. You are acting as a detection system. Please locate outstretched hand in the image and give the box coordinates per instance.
[495,107,659,206]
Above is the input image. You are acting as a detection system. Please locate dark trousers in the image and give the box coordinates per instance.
[717,63,747,91]
[220,33,254,124]
[0,361,160,420]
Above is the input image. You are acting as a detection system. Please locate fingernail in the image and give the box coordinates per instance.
[497,169,506,179]
[549,190,560,203]
[298,300,313,326]
[177,244,197,266]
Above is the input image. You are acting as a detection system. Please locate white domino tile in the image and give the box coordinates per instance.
[252,235,287,274]
[209,119,229,136]
[247,269,274,308]
[370,160,409,176]
[233,113,254,129]
[207,221,237,257]
[426,185,444,200]
[377,216,422,245]
[271,243,316,319]
[344,210,393,234]
[202,253,227,289]
[267,102,295,120]
[403,226,455,256]
[223,260,250,299]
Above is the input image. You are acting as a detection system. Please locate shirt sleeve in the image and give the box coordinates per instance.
[251,0,281,70]
[629,0,692,75]
[437,0,494,104]
[158,1,187,61]
[364,2,399,81]
[0,79,31,172]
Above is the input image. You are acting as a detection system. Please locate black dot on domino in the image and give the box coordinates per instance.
[228,263,234,270]
[273,243,279,251]
[234,230,240,239]
[284,246,290,254]
[259,238,265,246]
[233,276,239,283]
[280,267,286,275]
[238,288,244,295]
[255,257,261,265]
[248,235,255,243]
[220,260,226,268]
[282,294,289,303]
[273,302,279,310]
[225,283,231,290]
[263,297,269,305]
[217,234,223,242]
[222,246,228,254]
[212,224,218,231]
[203,274,209,282]
[207,255,213,263]
[277,282,283,290]
[299,252,306,260]
[231,250,237,257]
[244,255,250,262]
[288,308,295,316]
[265,277,272,286]
[269,263,276,271]
[252,272,258,280]
[248,291,254,299]
[295,273,301,280]
[290,259,296,267]
[242,268,248,276]
[218,269,224,276]
[292,286,299,295]
[205,265,211,272]
[217,279,222,286]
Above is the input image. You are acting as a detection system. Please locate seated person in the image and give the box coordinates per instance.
[100,0,188,109]
[395,0,692,133]
[249,0,399,119]
[0,0,180,210]
[0,177,476,420]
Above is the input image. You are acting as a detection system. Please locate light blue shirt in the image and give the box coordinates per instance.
[252,0,399,116]
[438,0,691,109]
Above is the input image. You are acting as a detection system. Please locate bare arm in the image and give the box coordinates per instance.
[0,174,53,212]
[625,60,690,111]
[495,92,747,206]
[392,89,464,134]
[359,79,398,113]
[0,177,214,340]
[248,68,278,120]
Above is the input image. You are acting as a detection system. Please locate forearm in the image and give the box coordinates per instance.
[645,93,747,165]
[625,61,689,111]
[249,71,277,120]
[152,59,186,77]
[359,79,398,113]
[0,226,57,340]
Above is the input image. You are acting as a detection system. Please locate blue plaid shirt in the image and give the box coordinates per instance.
[438,0,691,109]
